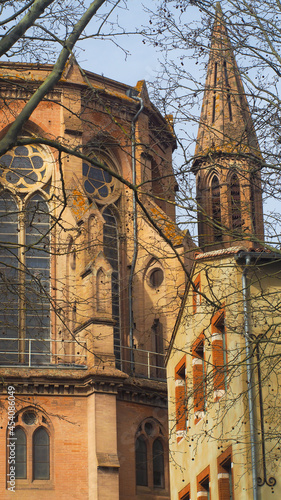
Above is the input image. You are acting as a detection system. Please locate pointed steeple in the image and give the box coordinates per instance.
[193,3,264,251]
[194,2,261,159]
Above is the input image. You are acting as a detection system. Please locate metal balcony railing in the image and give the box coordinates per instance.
[0,339,166,380]
[118,345,166,380]
[0,337,87,368]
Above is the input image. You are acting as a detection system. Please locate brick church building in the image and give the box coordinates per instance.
[1,4,280,500]
[0,59,193,498]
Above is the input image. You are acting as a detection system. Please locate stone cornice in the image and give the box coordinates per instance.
[117,376,167,408]
[0,82,61,102]
[0,366,167,406]
[0,365,127,397]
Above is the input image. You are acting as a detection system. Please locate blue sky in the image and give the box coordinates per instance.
[77,2,161,85]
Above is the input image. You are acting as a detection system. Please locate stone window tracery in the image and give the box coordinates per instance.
[0,144,52,192]
[7,408,51,487]
[83,149,122,369]
[135,419,165,490]
[83,152,120,205]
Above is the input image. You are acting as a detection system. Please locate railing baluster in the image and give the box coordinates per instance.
[28,339,32,367]
[147,351,150,379]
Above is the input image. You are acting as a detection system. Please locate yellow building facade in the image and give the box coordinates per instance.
[167,249,281,499]
[167,5,281,500]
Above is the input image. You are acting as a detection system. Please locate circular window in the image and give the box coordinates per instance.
[144,422,154,436]
[149,268,164,288]
[83,153,120,204]
[0,145,51,191]
[22,411,37,425]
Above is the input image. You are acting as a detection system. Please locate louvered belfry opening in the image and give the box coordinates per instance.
[211,175,223,243]
[230,172,242,231]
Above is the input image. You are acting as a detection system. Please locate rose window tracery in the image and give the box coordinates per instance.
[83,153,120,204]
[0,145,51,191]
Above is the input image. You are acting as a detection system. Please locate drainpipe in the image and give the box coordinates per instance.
[241,254,258,500]
[126,90,144,370]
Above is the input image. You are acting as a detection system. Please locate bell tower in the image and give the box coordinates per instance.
[193,2,264,251]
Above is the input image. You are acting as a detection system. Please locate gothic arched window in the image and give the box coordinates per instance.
[33,427,50,480]
[230,172,242,230]
[211,175,222,242]
[135,419,166,491]
[8,408,51,486]
[0,144,52,365]
[25,194,50,360]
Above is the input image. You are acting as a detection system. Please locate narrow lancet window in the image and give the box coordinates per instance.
[153,439,164,488]
[25,194,50,364]
[33,427,50,480]
[136,435,148,486]
[0,192,19,363]
[15,428,27,479]
[211,175,222,242]
[230,173,242,230]
[103,207,120,366]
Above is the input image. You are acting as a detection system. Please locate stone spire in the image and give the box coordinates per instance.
[193,3,264,251]
[194,2,261,159]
